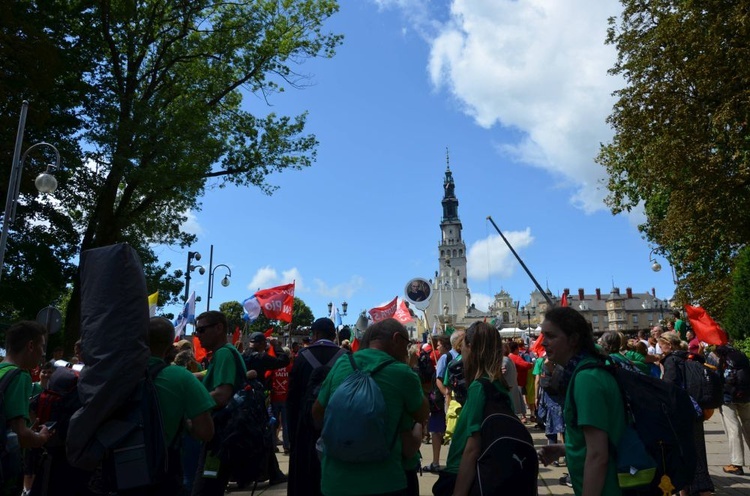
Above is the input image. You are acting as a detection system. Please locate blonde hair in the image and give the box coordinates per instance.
[464,322,508,387]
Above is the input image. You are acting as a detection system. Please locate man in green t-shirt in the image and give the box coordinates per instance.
[191,310,246,496]
[312,319,429,496]
[1,321,51,493]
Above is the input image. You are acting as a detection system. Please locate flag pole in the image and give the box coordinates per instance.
[486,216,553,306]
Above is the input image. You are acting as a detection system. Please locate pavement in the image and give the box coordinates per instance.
[229,412,750,495]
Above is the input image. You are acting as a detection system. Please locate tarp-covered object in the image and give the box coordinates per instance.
[67,243,150,470]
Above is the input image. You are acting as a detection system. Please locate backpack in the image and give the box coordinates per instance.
[539,362,566,399]
[447,356,467,405]
[0,368,23,486]
[99,360,169,491]
[723,349,750,402]
[471,378,538,496]
[681,357,723,409]
[210,350,273,488]
[570,361,697,492]
[417,350,436,385]
[299,347,346,431]
[33,367,81,449]
[319,353,396,462]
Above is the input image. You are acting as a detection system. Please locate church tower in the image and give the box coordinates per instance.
[426,154,471,329]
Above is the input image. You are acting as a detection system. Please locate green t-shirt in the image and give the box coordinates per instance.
[532,357,545,376]
[444,378,510,474]
[622,351,650,374]
[0,363,31,422]
[202,344,246,393]
[674,319,686,340]
[317,348,424,496]
[30,382,42,398]
[564,358,625,496]
[149,357,215,444]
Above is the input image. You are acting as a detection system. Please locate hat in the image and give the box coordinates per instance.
[249,332,267,344]
[421,343,433,353]
[310,317,336,337]
[688,339,700,354]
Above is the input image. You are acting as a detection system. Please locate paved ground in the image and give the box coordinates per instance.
[230,412,750,495]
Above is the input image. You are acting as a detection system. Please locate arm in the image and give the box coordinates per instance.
[11,418,49,449]
[187,411,215,442]
[211,384,234,409]
[410,394,430,424]
[401,422,423,459]
[581,426,609,496]
[311,399,325,430]
[453,433,481,496]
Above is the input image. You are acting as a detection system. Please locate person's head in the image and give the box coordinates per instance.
[463,322,507,386]
[651,325,663,338]
[509,341,520,354]
[148,317,175,358]
[194,311,228,352]
[248,332,267,352]
[688,339,701,355]
[360,319,410,362]
[52,346,64,360]
[686,330,695,342]
[637,330,647,340]
[40,360,56,385]
[450,330,465,352]
[541,307,599,365]
[673,311,681,320]
[658,331,681,354]
[291,342,300,353]
[599,331,622,354]
[4,320,46,370]
[436,335,451,355]
[341,339,352,351]
[311,318,336,342]
[175,339,193,352]
[634,341,648,356]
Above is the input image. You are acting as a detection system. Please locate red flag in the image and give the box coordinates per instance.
[232,326,241,346]
[530,334,545,357]
[351,338,360,352]
[561,293,568,308]
[369,297,398,323]
[255,282,295,323]
[193,335,207,363]
[265,336,277,379]
[392,299,413,324]
[685,305,728,345]
[264,327,274,338]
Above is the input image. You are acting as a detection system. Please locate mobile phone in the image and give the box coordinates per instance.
[43,421,57,430]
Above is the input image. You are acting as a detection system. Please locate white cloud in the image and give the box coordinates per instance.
[313,276,366,300]
[404,0,623,212]
[467,229,534,281]
[247,266,308,292]
[181,210,203,236]
[470,292,493,312]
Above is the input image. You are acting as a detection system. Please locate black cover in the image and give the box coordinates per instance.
[67,243,149,470]
[681,359,723,409]
[472,378,538,496]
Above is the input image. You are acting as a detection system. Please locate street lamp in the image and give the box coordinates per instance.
[327,301,348,318]
[0,102,62,282]
[184,250,203,303]
[649,248,662,272]
[207,263,231,311]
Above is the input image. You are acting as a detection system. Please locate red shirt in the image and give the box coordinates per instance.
[509,353,533,387]
[270,363,292,403]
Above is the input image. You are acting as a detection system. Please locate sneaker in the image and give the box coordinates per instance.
[559,474,573,487]
[723,465,744,475]
[421,462,440,473]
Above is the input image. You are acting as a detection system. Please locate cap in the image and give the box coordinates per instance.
[249,332,266,344]
[310,317,336,337]
[421,343,433,353]
[688,339,700,354]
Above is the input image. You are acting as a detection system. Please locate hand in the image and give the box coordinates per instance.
[537,444,565,466]
[37,424,51,444]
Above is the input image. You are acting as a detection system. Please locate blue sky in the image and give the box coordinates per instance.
[155,0,677,325]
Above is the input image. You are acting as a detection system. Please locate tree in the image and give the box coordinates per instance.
[0,1,342,352]
[723,247,750,341]
[219,301,245,333]
[597,0,750,317]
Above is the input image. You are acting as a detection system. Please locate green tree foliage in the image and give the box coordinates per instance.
[597,0,750,317]
[0,1,342,350]
[724,247,750,341]
[219,300,245,333]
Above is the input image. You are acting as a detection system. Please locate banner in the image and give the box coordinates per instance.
[174,291,196,338]
[369,296,398,323]
[392,299,413,324]
[242,296,262,322]
[685,305,728,345]
[255,282,295,323]
[148,291,159,317]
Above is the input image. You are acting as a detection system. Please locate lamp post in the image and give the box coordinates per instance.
[184,250,204,303]
[327,301,349,319]
[0,101,61,282]
[206,245,231,311]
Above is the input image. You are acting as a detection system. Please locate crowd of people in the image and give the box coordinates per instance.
[1,306,749,496]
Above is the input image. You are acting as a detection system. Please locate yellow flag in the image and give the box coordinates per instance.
[148,291,159,317]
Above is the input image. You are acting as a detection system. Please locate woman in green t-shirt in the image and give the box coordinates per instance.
[432,322,511,496]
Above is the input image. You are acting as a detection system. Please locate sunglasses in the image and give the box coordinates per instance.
[195,323,217,334]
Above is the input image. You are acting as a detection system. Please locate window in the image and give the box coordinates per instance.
[459,249,463,256]
[502,312,509,323]
[632,315,639,324]
[592,315,599,324]
[616,312,623,320]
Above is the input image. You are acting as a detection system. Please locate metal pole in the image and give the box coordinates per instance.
[184,252,193,303]
[486,216,553,306]
[0,102,29,283]
[207,244,214,311]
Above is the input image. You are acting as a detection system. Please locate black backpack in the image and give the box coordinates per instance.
[210,350,273,488]
[447,356,467,405]
[570,361,697,493]
[723,349,750,402]
[681,358,723,409]
[0,367,23,486]
[471,378,538,496]
[417,350,436,384]
[539,362,566,399]
[299,347,346,430]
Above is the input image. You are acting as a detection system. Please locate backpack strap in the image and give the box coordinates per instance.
[346,352,395,376]
[477,377,513,414]
[567,360,613,429]
[300,348,323,369]
[0,366,22,394]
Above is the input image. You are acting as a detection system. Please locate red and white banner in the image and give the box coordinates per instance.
[369,296,398,323]
[255,282,295,323]
[393,299,414,324]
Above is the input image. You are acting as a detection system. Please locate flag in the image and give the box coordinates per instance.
[192,335,207,363]
[255,282,295,323]
[369,297,398,323]
[685,305,728,345]
[393,299,413,324]
[530,333,545,357]
[561,292,568,308]
[232,326,240,346]
[242,296,261,322]
[148,291,159,317]
[431,321,437,336]
[264,327,274,338]
[351,337,360,352]
[330,305,342,327]
[174,291,196,338]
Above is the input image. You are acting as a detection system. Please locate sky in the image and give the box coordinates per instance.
[155,0,677,326]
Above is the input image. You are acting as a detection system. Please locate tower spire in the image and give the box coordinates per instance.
[446,147,450,169]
